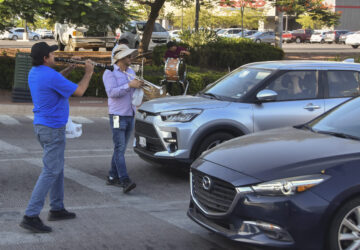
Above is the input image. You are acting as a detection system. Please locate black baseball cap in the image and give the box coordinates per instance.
[30,42,58,60]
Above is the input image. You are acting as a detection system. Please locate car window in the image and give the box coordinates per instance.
[327,71,360,98]
[266,71,318,101]
[309,97,360,139]
[154,23,166,32]
[203,68,272,99]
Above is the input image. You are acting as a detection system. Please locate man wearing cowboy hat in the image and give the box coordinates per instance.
[103,44,143,193]
[20,42,94,233]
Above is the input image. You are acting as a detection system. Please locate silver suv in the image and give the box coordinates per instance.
[134,60,360,166]
[116,21,170,49]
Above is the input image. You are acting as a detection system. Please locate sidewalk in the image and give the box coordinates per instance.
[0,90,109,117]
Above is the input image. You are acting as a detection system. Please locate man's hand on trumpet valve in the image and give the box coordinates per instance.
[129,79,144,89]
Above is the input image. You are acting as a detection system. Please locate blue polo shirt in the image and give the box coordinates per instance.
[28,65,78,128]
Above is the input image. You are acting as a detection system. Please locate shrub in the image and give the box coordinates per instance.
[0,56,15,90]
[152,38,284,71]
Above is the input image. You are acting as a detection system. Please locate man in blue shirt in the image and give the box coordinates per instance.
[20,42,94,233]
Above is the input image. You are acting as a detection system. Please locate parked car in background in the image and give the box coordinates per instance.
[282,31,292,43]
[188,95,360,249]
[247,31,275,43]
[133,60,360,167]
[168,29,181,42]
[324,30,349,44]
[0,27,40,40]
[232,30,257,38]
[286,29,313,43]
[346,31,360,49]
[115,21,170,50]
[55,23,116,51]
[339,31,354,44]
[217,28,243,38]
[310,30,328,43]
[35,29,54,39]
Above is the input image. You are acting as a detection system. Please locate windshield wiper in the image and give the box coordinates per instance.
[315,130,360,140]
[200,92,220,100]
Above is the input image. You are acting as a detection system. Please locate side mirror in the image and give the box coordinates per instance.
[256,89,278,102]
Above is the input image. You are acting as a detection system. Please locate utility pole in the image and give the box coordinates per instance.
[274,1,283,48]
[195,0,200,31]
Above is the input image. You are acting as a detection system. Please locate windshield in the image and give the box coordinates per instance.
[201,67,272,100]
[307,97,360,139]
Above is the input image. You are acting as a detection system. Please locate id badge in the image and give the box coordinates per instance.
[113,115,120,128]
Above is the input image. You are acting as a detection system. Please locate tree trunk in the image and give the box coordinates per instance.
[140,0,166,53]
[275,10,283,48]
[23,20,29,41]
[241,7,244,37]
[195,0,200,32]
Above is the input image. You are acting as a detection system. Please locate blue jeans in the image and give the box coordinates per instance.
[25,125,66,217]
[109,114,134,181]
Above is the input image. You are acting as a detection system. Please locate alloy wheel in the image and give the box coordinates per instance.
[338,206,360,249]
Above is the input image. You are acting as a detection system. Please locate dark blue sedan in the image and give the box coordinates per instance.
[188,96,360,250]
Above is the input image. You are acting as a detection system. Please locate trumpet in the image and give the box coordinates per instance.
[55,57,114,71]
[122,70,166,98]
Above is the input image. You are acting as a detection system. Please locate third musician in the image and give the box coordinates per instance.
[102,44,143,193]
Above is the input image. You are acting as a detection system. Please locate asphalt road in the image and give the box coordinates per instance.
[1,38,360,55]
[0,114,262,250]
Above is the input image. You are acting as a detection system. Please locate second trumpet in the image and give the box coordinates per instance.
[122,70,166,100]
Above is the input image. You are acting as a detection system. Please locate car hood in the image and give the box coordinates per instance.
[201,127,360,182]
[138,95,230,113]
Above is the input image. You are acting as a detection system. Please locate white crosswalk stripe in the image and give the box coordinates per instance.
[0,115,20,125]
[70,116,94,124]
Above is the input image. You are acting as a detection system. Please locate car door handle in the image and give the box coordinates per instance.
[304,103,321,110]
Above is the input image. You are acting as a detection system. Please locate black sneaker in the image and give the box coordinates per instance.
[106,176,124,187]
[122,179,136,194]
[20,215,52,233]
[48,209,76,221]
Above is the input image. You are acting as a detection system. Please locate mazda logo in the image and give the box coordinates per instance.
[202,176,212,191]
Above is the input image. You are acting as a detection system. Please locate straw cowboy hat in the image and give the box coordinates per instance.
[111,44,137,65]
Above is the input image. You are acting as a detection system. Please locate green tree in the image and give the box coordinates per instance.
[0,0,131,33]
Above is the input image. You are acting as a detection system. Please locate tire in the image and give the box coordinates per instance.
[12,35,18,40]
[320,39,325,44]
[352,45,359,49]
[195,132,234,158]
[255,39,261,44]
[295,37,301,43]
[327,197,360,250]
[33,36,39,41]
[57,38,65,51]
[92,48,99,51]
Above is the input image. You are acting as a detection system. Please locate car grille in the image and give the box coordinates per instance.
[191,169,237,214]
[152,39,167,44]
[135,120,165,152]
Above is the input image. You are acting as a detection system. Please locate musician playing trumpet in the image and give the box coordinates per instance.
[102,44,143,193]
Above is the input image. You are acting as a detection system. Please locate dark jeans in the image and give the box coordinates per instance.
[108,114,134,181]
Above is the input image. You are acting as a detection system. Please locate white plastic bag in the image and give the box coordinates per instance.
[132,88,144,106]
[65,118,82,138]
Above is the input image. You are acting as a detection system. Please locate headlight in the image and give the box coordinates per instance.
[251,174,330,196]
[160,109,202,122]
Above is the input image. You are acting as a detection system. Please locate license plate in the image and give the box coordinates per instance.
[106,43,114,47]
[139,136,146,148]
